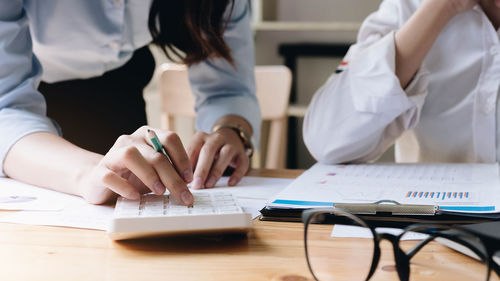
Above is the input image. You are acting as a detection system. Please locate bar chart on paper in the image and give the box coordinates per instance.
[268,163,500,213]
[405,190,470,202]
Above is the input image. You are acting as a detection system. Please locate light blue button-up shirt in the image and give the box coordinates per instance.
[0,0,260,176]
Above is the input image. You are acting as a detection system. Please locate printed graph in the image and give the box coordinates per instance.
[404,190,473,203]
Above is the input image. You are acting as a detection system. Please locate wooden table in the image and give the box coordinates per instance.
[0,169,494,281]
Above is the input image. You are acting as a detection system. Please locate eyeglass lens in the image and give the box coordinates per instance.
[305,212,379,281]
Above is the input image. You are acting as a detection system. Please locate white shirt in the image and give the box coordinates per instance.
[303,0,500,164]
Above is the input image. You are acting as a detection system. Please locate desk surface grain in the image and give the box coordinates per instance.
[0,169,494,281]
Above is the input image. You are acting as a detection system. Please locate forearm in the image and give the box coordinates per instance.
[395,0,456,88]
[189,0,260,145]
[3,132,102,197]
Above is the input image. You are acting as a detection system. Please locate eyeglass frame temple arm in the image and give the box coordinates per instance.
[402,229,492,281]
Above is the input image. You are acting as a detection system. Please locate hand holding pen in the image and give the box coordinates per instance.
[79,126,194,206]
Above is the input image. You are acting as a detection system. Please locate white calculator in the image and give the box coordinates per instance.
[108,191,252,240]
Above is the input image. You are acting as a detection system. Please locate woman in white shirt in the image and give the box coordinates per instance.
[303,0,500,164]
[1,0,259,206]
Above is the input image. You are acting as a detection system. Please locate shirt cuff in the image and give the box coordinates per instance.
[0,108,60,177]
[349,31,428,114]
[195,95,261,148]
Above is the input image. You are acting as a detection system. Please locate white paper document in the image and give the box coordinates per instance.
[268,163,500,213]
[331,225,428,240]
[206,176,293,218]
[0,202,114,230]
[0,178,76,211]
[0,176,292,230]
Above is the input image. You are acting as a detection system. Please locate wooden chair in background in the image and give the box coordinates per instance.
[158,64,291,169]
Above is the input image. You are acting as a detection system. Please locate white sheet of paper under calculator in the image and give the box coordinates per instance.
[268,163,500,213]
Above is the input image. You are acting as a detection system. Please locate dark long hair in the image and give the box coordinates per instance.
[148,0,235,66]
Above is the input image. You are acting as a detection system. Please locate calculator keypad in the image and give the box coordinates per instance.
[114,192,242,218]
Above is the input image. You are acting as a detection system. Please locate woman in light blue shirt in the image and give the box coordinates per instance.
[0,0,260,206]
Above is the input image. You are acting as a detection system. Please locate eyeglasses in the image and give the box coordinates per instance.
[302,208,500,281]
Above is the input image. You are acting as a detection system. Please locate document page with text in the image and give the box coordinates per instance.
[268,163,500,213]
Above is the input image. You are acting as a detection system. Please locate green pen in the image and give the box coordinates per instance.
[147,129,173,164]
[147,129,194,207]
